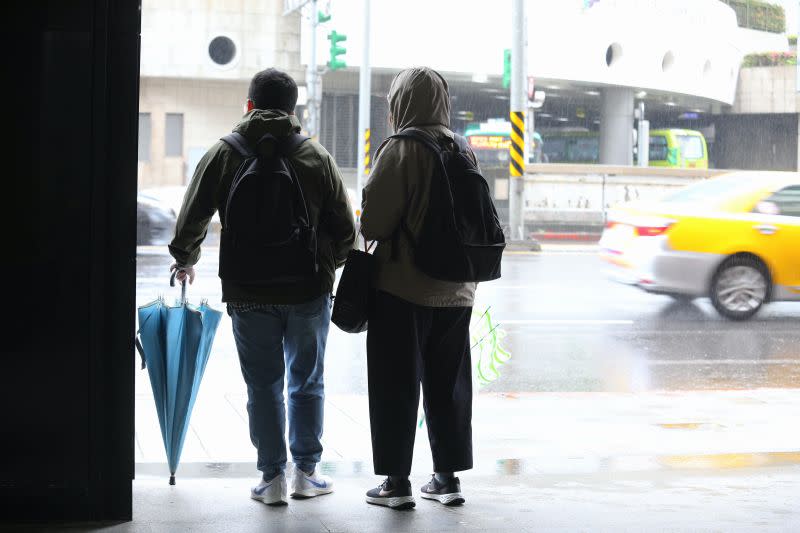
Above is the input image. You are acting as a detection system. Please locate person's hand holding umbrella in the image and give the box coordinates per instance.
[170,263,196,285]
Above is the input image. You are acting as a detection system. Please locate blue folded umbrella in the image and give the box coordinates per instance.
[136,272,222,485]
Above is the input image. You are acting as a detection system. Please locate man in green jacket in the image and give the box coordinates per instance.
[169,68,355,506]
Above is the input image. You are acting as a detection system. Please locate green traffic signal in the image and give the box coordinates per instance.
[328,30,347,71]
[318,11,331,23]
[502,49,511,89]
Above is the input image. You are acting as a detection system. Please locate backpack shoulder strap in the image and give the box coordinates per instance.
[390,127,443,156]
[220,132,255,158]
[451,133,469,153]
[280,132,310,156]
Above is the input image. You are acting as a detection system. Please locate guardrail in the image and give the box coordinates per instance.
[521,164,730,238]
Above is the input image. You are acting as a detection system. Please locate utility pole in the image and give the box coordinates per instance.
[306,0,320,139]
[356,0,371,201]
[636,101,649,167]
[509,0,526,241]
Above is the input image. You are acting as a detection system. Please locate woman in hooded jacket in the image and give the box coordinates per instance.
[359,67,478,510]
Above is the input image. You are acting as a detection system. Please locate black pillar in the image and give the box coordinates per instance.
[1,0,140,521]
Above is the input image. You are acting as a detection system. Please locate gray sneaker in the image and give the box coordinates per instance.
[365,478,416,510]
[420,475,465,506]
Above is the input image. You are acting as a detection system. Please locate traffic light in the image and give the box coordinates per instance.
[328,30,347,71]
[502,49,511,89]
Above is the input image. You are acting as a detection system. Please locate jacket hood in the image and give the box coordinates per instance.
[387,67,451,133]
[232,109,302,146]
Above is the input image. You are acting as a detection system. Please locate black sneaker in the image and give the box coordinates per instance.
[420,475,465,506]
[365,478,416,510]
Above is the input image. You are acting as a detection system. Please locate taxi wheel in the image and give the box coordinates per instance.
[710,256,769,320]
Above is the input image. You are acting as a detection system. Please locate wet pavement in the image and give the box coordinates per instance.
[100,468,800,532]
[136,245,800,396]
[134,245,800,466]
[125,246,800,530]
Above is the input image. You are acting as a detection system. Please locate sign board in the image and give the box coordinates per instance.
[468,135,512,150]
[527,76,535,100]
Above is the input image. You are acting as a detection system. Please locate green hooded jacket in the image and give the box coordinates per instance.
[169,109,356,304]
[360,67,477,307]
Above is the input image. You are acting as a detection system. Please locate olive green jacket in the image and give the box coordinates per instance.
[169,110,356,304]
[360,67,477,307]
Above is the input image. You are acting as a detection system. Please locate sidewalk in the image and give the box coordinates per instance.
[136,385,800,479]
[116,466,800,533]
[131,385,800,532]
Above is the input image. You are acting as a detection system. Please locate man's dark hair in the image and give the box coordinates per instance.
[248,68,298,113]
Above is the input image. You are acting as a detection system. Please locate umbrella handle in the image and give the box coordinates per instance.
[134,333,146,370]
[169,269,187,303]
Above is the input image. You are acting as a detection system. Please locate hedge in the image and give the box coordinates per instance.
[741,51,797,67]
[719,0,786,33]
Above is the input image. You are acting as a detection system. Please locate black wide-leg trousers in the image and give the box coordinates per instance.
[366,290,473,476]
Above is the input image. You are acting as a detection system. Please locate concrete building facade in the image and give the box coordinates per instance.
[138,0,300,188]
[138,0,800,192]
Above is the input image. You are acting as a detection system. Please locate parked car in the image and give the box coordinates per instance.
[599,172,800,319]
[137,193,176,245]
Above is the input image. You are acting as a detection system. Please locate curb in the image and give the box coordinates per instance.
[529,232,601,242]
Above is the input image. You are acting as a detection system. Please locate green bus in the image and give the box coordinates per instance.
[463,121,708,169]
[463,120,545,166]
[541,128,709,169]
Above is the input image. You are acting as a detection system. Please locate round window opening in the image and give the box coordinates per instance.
[606,43,622,67]
[209,36,236,66]
[662,51,675,72]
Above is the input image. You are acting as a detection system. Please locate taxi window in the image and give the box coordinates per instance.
[662,175,754,204]
[764,186,800,217]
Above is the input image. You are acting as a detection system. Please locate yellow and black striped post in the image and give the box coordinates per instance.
[363,128,371,176]
[509,111,525,177]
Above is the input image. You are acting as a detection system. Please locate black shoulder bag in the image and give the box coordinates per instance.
[331,240,375,333]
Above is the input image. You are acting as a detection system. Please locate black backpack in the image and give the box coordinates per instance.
[218,131,317,285]
[390,128,505,282]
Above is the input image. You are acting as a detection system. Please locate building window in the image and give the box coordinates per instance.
[138,113,151,162]
[209,36,236,66]
[165,113,184,157]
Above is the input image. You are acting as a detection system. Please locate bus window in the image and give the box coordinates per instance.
[570,138,599,163]
[543,137,567,163]
[649,135,668,161]
[678,135,705,159]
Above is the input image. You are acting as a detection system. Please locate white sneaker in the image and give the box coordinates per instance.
[291,467,334,498]
[251,472,287,506]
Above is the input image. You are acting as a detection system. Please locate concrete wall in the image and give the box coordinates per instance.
[733,66,800,114]
[138,77,248,188]
[306,0,746,106]
[522,164,728,234]
[713,113,799,171]
[711,66,800,171]
[140,0,302,82]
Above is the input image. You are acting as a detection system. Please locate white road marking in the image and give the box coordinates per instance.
[481,285,563,290]
[648,359,800,365]
[498,319,635,325]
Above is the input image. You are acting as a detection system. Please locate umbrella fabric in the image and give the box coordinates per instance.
[137,291,222,485]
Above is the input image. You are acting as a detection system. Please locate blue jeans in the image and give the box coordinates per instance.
[230,293,332,479]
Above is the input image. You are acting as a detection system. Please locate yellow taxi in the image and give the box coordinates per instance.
[599,172,800,319]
